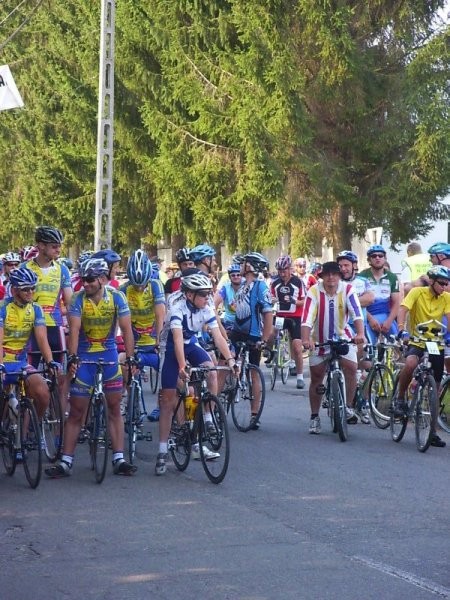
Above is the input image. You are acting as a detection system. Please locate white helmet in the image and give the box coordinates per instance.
[181,272,212,291]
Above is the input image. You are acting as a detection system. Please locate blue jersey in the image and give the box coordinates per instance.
[232,279,272,338]
[218,281,242,325]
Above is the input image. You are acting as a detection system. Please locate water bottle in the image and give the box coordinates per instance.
[184,395,198,421]
[8,391,18,418]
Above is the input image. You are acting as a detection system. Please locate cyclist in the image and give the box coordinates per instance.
[269,255,306,389]
[213,263,243,332]
[408,243,450,291]
[19,245,39,262]
[71,250,94,293]
[358,245,400,345]
[401,243,431,294]
[164,247,194,297]
[45,258,137,478]
[0,268,57,421]
[91,248,121,289]
[301,261,365,434]
[294,257,316,290]
[0,251,21,298]
[228,252,273,429]
[120,250,165,420]
[393,265,450,448]
[155,271,236,475]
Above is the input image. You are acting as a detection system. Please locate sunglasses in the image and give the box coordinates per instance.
[5,262,19,267]
[196,290,211,298]
[369,253,385,259]
[19,287,36,292]
[81,276,97,283]
[436,280,449,286]
[230,273,241,277]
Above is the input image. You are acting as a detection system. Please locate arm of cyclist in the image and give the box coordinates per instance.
[210,327,236,370]
[119,313,138,374]
[381,290,400,334]
[358,289,375,308]
[153,302,165,350]
[172,328,189,381]
[301,324,312,350]
[67,313,82,377]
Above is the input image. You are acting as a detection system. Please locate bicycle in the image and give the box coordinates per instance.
[390,320,442,452]
[437,373,450,434]
[125,366,152,465]
[0,367,43,488]
[225,341,266,432]
[316,339,353,442]
[41,370,64,462]
[168,365,230,484]
[269,315,291,390]
[78,359,115,483]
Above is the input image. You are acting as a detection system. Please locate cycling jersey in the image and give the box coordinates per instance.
[0,298,45,361]
[24,259,71,326]
[232,279,272,338]
[217,280,243,325]
[270,275,305,318]
[120,280,165,347]
[358,269,399,317]
[164,276,182,295]
[402,287,450,346]
[160,295,218,349]
[69,287,130,353]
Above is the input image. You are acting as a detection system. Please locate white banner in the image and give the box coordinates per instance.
[0,65,24,111]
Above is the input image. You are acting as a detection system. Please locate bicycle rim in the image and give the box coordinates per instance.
[332,372,347,441]
[368,365,393,430]
[270,364,277,390]
[21,400,42,489]
[280,337,290,384]
[390,375,407,443]
[199,398,229,484]
[150,367,159,394]
[126,383,138,464]
[437,379,450,434]
[42,387,63,462]
[1,401,16,476]
[415,377,436,452]
[231,364,265,431]
[91,394,109,483]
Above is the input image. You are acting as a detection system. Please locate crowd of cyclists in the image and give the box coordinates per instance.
[0,228,448,484]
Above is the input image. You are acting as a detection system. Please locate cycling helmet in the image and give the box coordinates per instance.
[367,244,386,257]
[77,250,93,268]
[189,244,216,263]
[35,226,64,244]
[428,243,450,257]
[295,257,307,267]
[242,252,269,273]
[232,253,245,265]
[181,272,213,291]
[9,267,38,289]
[3,252,20,264]
[336,250,358,263]
[79,258,109,279]
[275,255,292,270]
[175,247,191,264]
[20,245,39,261]
[228,263,241,275]
[58,257,73,270]
[427,265,450,280]
[91,249,121,265]
[309,262,322,276]
[127,249,152,285]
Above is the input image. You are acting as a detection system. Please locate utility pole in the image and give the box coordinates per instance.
[94,0,115,250]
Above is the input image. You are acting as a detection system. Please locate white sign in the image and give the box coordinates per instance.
[0,65,24,111]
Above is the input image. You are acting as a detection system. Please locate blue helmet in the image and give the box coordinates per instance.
[79,258,109,279]
[227,263,241,275]
[9,267,38,289]
[127,249,152,285]
[427,265,450,281]
[77,250,93,268]
[190,244,216,263]
[58,257,73,270]
[91,249,121,265]
[428,243,450,257]
[336,250,358,264]
[367,244,386,257]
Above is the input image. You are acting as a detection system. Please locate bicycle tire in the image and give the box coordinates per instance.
[149,367,159,394]
[331,371,347,442]
[437,377,450,434]
[90,393,109,483]
[126,381,140,464]
[368,364,393,429]
[270,364,278,391]
[231,364,265,432]
[390,374,407,442]
[42,385,63,462]
[20,398,42,489]
[415,376,436,452]
[1,399,16,476]
[169,398,192,471]
[280,333,290,384]
[199,396,230,484]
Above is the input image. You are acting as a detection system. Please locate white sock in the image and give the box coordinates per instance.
[297,374,304,381]
[159,442,168,454]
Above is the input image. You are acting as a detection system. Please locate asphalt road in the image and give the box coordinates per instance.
[1,367,449,600]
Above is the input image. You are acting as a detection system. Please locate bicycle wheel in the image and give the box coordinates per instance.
[331,371,347,442]
[415,376,437,452]
[42,386,63,462]
[126,381,140,464]
[437,377,450,434]
[198,396,230,484]
[280,334,290,384]
[168,399,191,471]
[90,393,109,483]
[231,364,265,432]
[390,374,407,442]
[270,363,278,391]
[20,399,42,489]
[368,364,393,429]
[149,367,159,394]
[1,400,17,476]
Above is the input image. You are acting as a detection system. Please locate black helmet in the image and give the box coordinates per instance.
[175,247,191,264]
[35,226,64,244]
[242,252,269,273]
